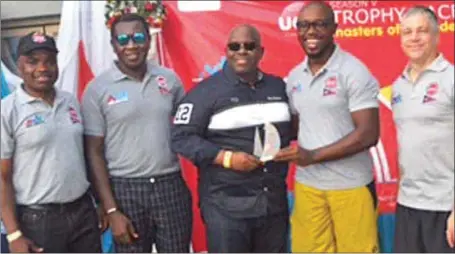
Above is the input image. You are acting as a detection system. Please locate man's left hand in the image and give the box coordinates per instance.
[447,210,454,248]
[274,145,315,167]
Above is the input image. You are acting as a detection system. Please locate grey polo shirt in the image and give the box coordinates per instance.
[392,54,454,211]
[81,61,185,178]
[1,85,89,205]
[286,45,379,190]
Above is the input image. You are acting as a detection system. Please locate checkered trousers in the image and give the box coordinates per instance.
[110,172,192,253]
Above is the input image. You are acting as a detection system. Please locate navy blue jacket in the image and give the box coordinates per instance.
[171,64,293,218]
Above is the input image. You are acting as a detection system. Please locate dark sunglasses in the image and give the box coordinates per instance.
[116,32,147,46]
[227,42,257,52]
[296,20,332,32]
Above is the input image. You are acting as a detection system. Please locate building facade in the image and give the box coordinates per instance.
[1,0,62,75]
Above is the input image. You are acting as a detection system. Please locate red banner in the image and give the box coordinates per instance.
[160,1,454,252]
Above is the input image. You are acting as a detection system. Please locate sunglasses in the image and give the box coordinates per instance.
[227,42,257,52]
[116,32,147,46]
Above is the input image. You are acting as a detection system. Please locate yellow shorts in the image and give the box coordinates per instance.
[291,181,379,253]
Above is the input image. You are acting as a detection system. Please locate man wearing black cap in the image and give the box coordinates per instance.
[0,32,102,253]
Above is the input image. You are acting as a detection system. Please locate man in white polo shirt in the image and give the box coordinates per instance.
[274,1,380,252]
[82,13,192,253]
[391,6,454,253]
[0,32,101,253]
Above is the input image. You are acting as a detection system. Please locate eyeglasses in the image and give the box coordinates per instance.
[116,32,147,46]
[296,20,332,32]
[227,42,257,52]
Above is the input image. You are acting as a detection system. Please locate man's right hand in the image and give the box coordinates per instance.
[230,151,262,172]
[9,236,43,253]
[96,205,109,232]
[107,211,139,245]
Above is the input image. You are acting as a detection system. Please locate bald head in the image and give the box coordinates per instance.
[225,24,264,77]
[300,1,335,24]
[228,24,262,46]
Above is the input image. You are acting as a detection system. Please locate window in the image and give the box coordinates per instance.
[1,16,59,75]
[1,27,44,75]
[44,24,59,39]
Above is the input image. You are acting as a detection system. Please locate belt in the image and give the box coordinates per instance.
[110,171,182,184]
[17,192,92,212]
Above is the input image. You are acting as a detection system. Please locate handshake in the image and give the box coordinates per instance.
[215,145,316,172]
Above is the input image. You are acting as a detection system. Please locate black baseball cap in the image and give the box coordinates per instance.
[17,32,59,56]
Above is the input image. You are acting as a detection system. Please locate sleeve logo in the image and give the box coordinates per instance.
[174,103,194,124]
[69,106,82,124]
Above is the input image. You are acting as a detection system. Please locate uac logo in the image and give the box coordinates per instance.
[25,115,45,128]
[392,94,402,105]
[198,56,226,79]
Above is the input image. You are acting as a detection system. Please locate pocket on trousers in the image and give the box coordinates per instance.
[78,198,101,231]
[17,209,47,248]
[366,181,378,209]
[19,209,46,225]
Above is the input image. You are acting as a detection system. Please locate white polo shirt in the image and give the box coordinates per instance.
[1,85,89,205]
[286,45,379,190]
[81,61,185,178]
[392,54,454,211]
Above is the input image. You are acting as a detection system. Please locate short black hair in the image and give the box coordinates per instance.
[110,13,151,39]
[300,1,336,24]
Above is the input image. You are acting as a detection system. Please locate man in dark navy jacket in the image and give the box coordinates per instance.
[171,24,293,253]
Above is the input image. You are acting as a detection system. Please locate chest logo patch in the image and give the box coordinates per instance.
[422,83,438,104]
[230,97,239,103]
[291,83,302,93]
[391,93,402,105]
[267,96,282,101]
[107,91,129,105]
[24,114,45,128]
[323,76,337,96]
[156,75,171,95]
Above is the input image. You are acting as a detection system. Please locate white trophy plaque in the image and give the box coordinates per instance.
[253,122,281,162]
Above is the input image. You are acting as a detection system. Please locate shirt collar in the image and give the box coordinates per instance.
[17,84,37,104]
[402,53,450,79]
[222,61,264,86]
[303,44,342,74]
[111,61,162,82]
[17,84,63,105]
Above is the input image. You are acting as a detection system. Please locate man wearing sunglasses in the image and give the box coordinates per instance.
[274,1,380,252]
[82,13,192,253]
[171,24,293,253]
